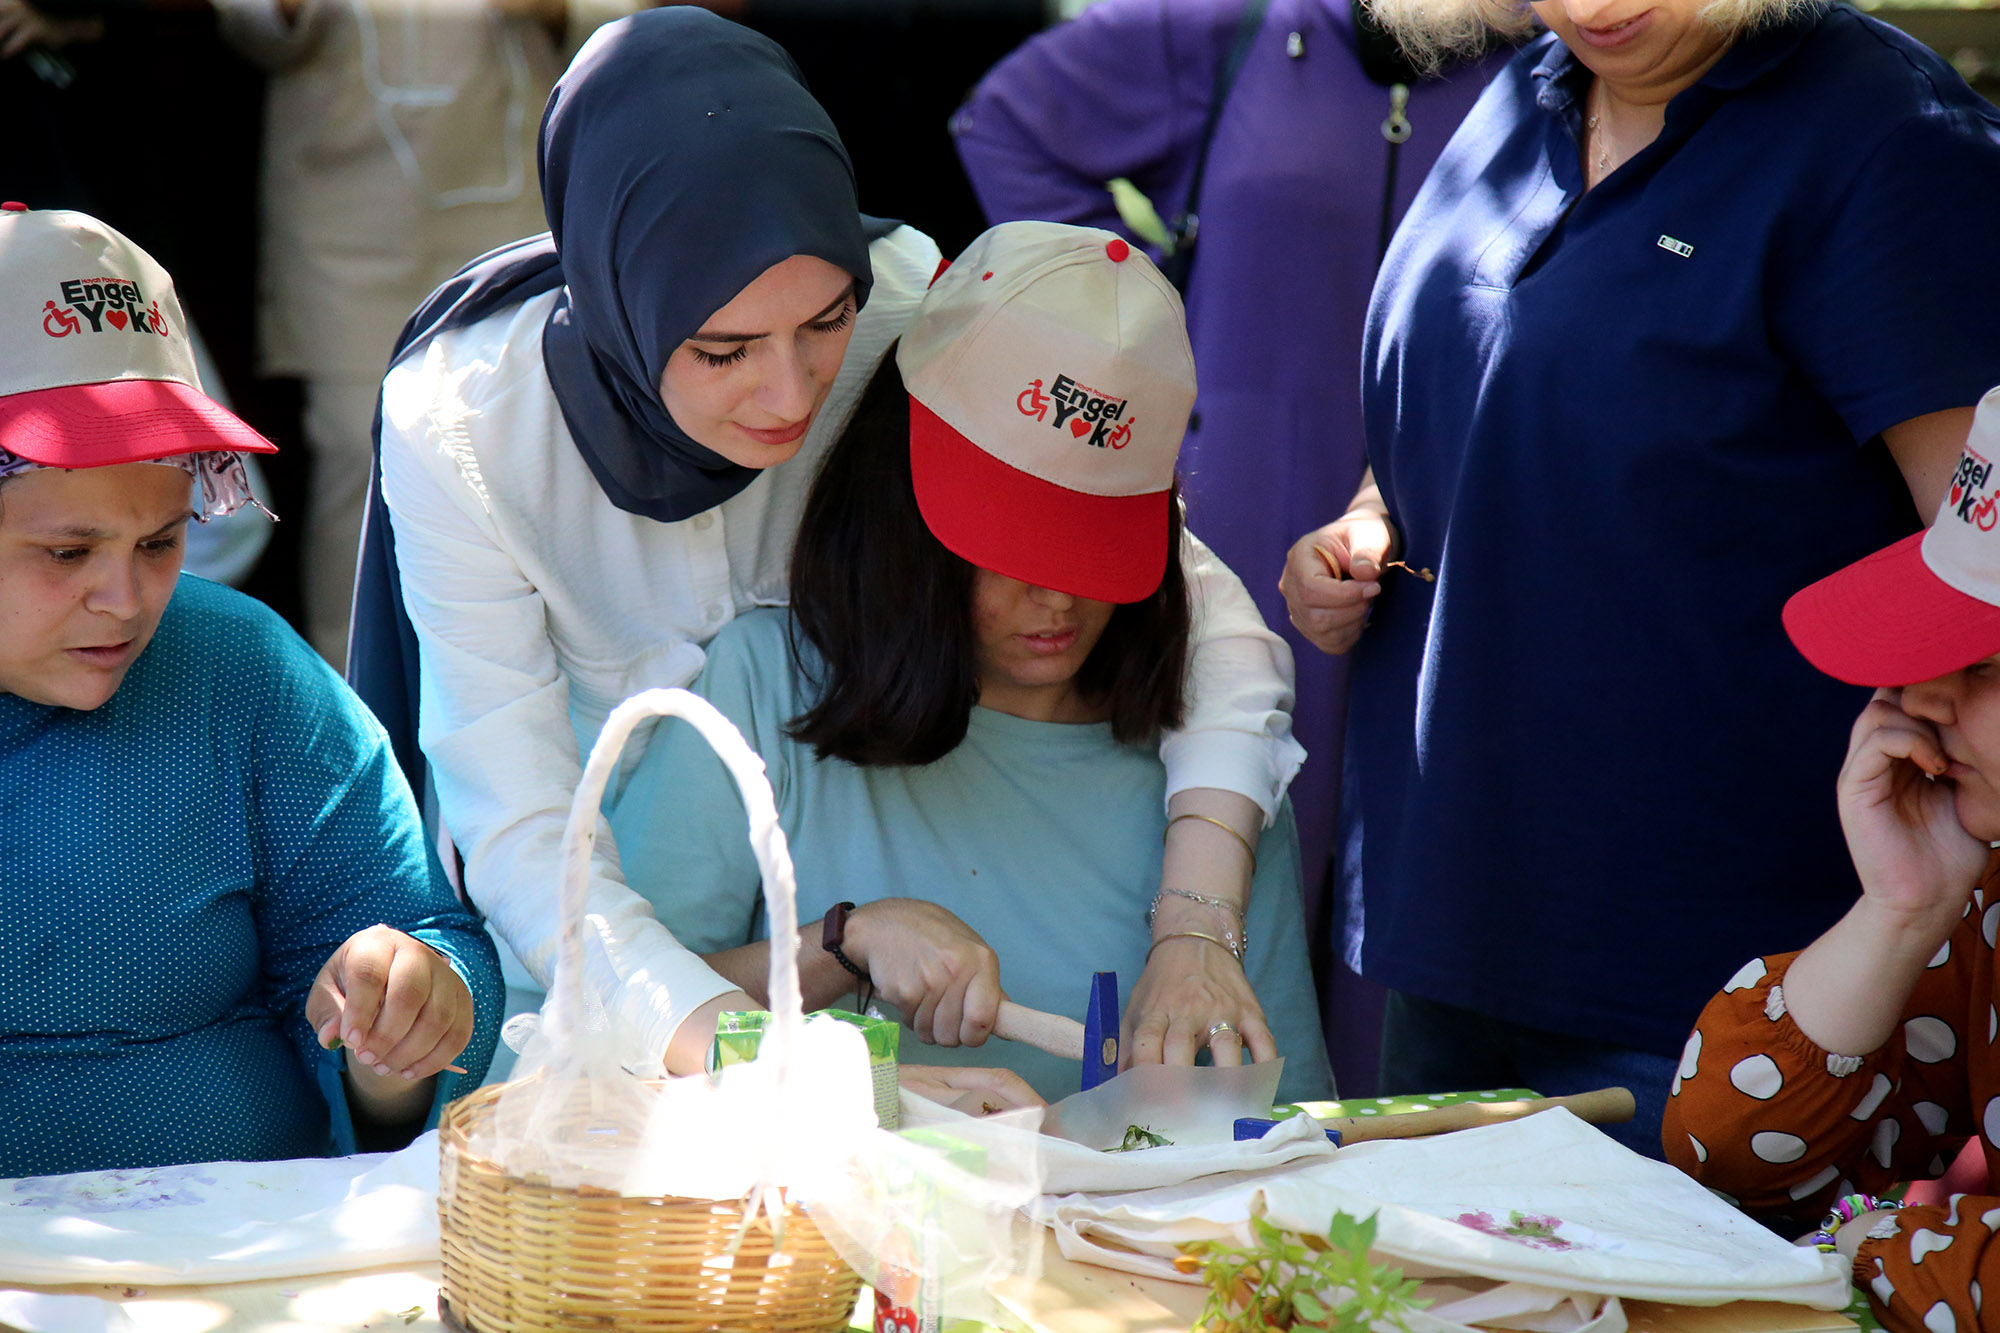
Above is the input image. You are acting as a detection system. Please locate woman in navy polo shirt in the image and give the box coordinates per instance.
[1279,0,2000,1156]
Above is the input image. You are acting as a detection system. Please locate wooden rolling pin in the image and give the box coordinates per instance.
[1317,1087,1635,1143]
[994,999,1086,1060]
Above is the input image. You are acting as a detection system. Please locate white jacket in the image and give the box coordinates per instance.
[377,226,1305,1067]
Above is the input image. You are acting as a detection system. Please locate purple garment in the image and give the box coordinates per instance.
[955,0,1502,1093]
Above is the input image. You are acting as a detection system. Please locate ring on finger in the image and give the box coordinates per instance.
[1208,1021,1238,1040]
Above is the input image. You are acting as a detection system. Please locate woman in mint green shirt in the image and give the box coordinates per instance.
[610,222,1330,1103]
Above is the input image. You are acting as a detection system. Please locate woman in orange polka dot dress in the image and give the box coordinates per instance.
[1665,388,2000,1333]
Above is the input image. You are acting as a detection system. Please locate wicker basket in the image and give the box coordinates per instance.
[437,1082,863,1333]
[435,690,867,1333]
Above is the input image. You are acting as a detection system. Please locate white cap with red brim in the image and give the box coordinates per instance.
[896,220,1195,605]
[1784,385,2000,686]
[0,203,275,467]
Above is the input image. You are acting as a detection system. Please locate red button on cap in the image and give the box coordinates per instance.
[1,202,28,213]
[1105,238,1130,262]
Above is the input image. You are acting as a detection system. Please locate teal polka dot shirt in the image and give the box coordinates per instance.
[0,575,502,1176]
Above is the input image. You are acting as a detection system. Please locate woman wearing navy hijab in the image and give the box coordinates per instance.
[354,8,1307,1095]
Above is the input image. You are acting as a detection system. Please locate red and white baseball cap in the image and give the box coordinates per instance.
[897,221,1196,604]
[0,204,275,467]
[1784,385,2000,685]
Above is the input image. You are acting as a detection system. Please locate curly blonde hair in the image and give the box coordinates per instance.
[1363,0,1824,70]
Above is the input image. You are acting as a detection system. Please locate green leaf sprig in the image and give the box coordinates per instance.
[1174,1209,1427,1332]
[1113,1124,1174,1152]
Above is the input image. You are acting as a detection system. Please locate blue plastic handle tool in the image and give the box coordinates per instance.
[1234,1116,1343,1146]
[1083,971,1119,1090]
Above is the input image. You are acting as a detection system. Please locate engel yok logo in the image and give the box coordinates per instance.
[42,275,169,339]
[1947,448,1997,532]
[1016,372,1136,449]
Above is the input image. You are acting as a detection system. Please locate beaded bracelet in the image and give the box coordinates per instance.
[1807,1194,1895,1252]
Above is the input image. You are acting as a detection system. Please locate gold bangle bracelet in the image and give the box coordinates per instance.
[1164,811,1257,872]
[1146,929,1244,966]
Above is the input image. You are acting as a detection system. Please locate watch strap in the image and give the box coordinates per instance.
[821,900,867,981]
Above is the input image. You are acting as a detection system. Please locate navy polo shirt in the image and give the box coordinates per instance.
[1347,5,2000,1057]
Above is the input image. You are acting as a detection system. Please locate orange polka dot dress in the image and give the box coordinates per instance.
[1664,853,2000,1333]
[0,575,502,1177]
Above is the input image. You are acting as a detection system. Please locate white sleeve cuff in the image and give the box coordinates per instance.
[614,960,740,1077]
[1158,727,1306,826]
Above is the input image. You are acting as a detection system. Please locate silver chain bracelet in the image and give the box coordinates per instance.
[1148,888,1250,960]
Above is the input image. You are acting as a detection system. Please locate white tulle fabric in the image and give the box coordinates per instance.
[474,688,1045,1320]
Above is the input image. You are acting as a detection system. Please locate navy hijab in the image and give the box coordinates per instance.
[539,11,876,517]
[403,8,875,521]
[351,8,889,795]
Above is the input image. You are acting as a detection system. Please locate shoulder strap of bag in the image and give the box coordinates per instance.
[1159,0,1273,293]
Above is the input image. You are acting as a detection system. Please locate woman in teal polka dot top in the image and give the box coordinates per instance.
[0,206,503,1177]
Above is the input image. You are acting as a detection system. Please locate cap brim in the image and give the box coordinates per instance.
[0,379,277,466]
[910,397,1167,604]
[1783,529,2000,685]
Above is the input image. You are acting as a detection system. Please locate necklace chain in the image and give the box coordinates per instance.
[1584,80,1614,182]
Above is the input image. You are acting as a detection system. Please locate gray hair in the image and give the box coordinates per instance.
[1363,0,1824,71]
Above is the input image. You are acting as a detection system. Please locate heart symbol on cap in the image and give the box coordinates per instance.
[1953,483,1964,505]
[107,310,128,330]
[1070,419,1090,438]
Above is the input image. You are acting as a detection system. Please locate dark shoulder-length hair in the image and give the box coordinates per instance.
[786,350,1191,767]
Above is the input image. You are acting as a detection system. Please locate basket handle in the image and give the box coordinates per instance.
[548,687,806,1088]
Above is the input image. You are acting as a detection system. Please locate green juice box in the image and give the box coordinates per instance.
[710,1008,901,1130]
